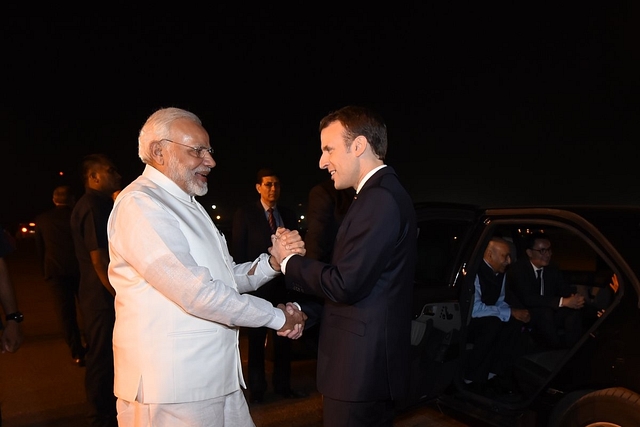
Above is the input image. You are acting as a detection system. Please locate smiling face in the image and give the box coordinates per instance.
[319,121,359,191]
[486,239,512,273]
[527,237,553,268]
[163,118,215,196]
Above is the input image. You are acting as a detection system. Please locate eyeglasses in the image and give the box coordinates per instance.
[262,182,281,188]
[161,139,213,158]
[531,247,552,255]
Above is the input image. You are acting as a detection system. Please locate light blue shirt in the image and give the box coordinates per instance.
[471,263,511,322]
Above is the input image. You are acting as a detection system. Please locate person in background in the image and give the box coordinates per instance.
[297,179,355,331]
[281,105,417,427]
[0,225,24,354]
[507,231,584,349]
[231,168,308,404]
[304,178,355,262]
[0,224,24,426]
[70,154,122,427]
[35,185,86,366]
[107,106,306,427]
[464,237,530,395]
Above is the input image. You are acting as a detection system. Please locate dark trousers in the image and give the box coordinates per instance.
[47,275,85,359]
[323,396,395,427]
[465,316,526,383]
[530,306,583,349]
[82,307,117,427]
[247,326,292,394]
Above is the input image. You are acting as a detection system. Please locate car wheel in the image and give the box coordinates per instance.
[549,387,640,427]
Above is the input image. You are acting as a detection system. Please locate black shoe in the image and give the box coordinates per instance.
[276,388,308,399]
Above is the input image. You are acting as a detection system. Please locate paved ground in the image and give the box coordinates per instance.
[0,238,470,427]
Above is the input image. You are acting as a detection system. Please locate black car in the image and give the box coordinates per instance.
[399,203,640,427]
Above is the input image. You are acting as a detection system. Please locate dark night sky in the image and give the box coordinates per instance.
[2,4,640,230]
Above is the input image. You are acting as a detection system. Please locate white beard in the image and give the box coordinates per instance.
[166,153,209,196]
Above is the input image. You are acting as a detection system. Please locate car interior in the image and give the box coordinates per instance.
[407,217,621,408]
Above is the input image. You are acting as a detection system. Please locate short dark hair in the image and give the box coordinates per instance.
[80,154,115,184]
[526,231,550,249]
[319,105,387,161]
[255,168,279,185]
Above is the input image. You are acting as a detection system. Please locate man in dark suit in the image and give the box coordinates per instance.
[231,168,306,403]
[279,106,417,426]
[506,231,585,349]
[35,185,86,366]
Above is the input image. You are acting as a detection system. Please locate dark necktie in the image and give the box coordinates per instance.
[536,269,544,295]
[267,208,277,234]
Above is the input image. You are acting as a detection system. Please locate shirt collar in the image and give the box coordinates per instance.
[260,200,276,212]
[529,261,543,272]
[142,165,193,203]
[356,164,387,194]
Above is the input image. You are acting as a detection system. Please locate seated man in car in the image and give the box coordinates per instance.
[465,237,530,394]
[506,232,585,350]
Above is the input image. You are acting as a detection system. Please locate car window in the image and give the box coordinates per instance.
[413,218,473,315]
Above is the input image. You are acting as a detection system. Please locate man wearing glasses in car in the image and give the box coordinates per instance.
[506,231,585,350]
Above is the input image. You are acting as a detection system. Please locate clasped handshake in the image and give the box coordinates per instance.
[269,227,307,340]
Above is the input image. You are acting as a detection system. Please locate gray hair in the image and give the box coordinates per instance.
[138,107,202,164]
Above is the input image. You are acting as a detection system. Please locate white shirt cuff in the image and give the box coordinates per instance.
[268,306,286,330]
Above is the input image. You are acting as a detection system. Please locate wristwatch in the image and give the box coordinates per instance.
[5,311,24,323]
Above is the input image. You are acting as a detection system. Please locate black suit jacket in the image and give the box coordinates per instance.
[231,200,298,303]
[35,205,80,280]
[506,258,573,310]
[285,166,417,402]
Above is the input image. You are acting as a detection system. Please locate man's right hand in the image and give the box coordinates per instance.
[511,308,531,324]
[269,228,306,264]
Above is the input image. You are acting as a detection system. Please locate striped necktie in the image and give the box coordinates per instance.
[267,208,277,234]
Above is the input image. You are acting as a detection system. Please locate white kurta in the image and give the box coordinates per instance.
[107,165,285,403]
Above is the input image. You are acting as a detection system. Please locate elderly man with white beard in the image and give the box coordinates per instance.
[107,107,307,427]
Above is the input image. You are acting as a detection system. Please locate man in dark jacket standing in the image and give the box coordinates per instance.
[35,185,86,366]
[71,154,121,427]
[231,168,307,404]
